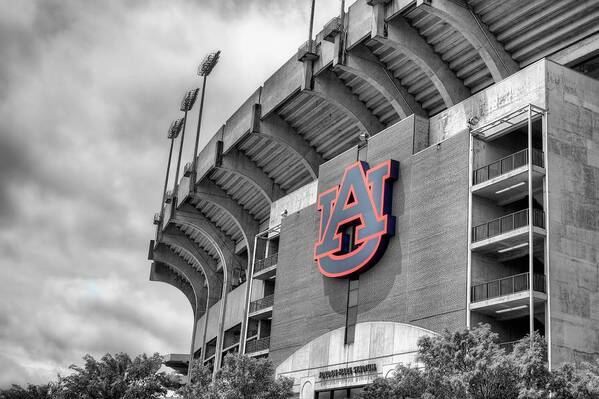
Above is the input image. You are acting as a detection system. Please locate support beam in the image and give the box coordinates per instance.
[188,181,258,367]
[252,104,323,180]
[154,235,231,373]
[216,146,285,203]
[548,32,599,67]
[372,17,470,107]
[150,261,199,316]
[173,204,247,285]
[191,181,260,254]
[416,0,518,81]
[309,69,385,136]
[150,247,208,318]
[336,44,427,118]
[160,228,223,307]
[151,246,212,370]
[174,204,237,255]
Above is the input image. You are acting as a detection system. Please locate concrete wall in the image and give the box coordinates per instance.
[194,314,205,354]
[204,301,221,349]
[261,56,303,117]
[545,61,599,366]
[269,180,318,229]
[276,322,434,398]
[193,283,247,352]
[224,282,247,331]
[269,116,470,367]
[429,60,547,144]
[345,0,371,49]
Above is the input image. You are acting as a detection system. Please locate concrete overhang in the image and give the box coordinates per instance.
[163,353,189,374]
[470,226,546,255]
[470,291,547,321]
[472,165,545,205]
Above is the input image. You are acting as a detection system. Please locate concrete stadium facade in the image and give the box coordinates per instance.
[148,1,599,397]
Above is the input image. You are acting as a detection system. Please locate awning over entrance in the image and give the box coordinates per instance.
[275,321,435,399]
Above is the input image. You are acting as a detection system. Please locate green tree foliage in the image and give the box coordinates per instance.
[54,352,180,399]
[0,353,181,399]
[0,384,52,399]
[549,361,599,399]
[179,354,292,399]
[360,324,599,399]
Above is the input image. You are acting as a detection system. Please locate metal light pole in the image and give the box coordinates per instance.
[172,89,199,207]
[308,0,316,50]
[157,118,184,233]
[185,51,220,389]
[191,50,221,189]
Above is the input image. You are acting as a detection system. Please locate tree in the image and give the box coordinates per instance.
[0,384,52,399]
[177,360,216,399]
[51,352,181,399]
[360,324,554,399]
[549,360,599,399]
[180,354,292,399]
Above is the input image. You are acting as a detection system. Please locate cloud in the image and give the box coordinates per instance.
[0,0,351,388]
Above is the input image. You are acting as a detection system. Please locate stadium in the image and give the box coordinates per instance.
[148,0,599,397]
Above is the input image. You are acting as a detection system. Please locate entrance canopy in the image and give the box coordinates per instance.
[275,321,435,398]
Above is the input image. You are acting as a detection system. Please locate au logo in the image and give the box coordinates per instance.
[314,160,398,278]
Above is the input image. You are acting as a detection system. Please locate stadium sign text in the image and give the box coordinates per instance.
[314,160,398,278]
[318,364,378,379]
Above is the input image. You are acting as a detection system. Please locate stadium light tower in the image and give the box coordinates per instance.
[190,50,221,188]
[172,88,199,206]
[157,118,184,228]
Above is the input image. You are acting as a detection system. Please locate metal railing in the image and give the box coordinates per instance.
[471,272,546,303]
[254,253,278,274]
[472,208,545,242]
[297,40,318,61]
[183,162,193,177]
[205,345,216,359]
[245,337,270,354]
[499,339,525,353]
[473,148,544,185]
[249,294,275,314]
[323,17,343,42]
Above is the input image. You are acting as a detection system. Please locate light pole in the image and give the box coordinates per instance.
[186,51,220,389]
[308,0,316,50]
[191,50,221,189]
[157,118,184,236]
[172,88,199,208]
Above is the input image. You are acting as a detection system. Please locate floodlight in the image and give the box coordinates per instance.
[198,51,221,77]
[180,88,200,112]
[167,118,185,139]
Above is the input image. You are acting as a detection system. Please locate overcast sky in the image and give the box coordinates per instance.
[0,0,345,387]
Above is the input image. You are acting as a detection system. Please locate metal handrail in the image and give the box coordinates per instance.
[245,337,270,354]
[254,253,278,273]
[249,294,275,313]
[471,272,546,303]
[472,208,545,242]
[473,148,544,185]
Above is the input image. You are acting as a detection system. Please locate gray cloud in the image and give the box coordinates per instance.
[0,0,347,388]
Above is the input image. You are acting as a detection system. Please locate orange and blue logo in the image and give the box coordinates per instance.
[314,160,398,278]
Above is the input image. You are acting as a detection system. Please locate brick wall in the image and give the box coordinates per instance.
[269,118,470,367]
